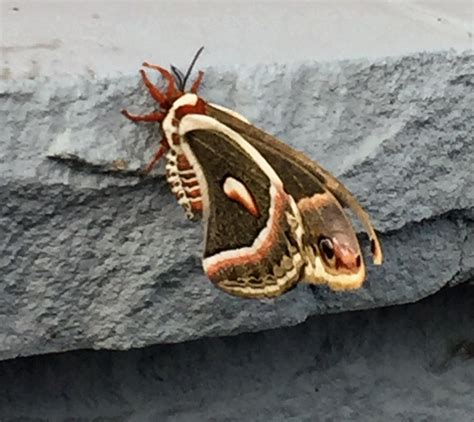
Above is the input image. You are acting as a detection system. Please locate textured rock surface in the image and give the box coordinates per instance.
[1,284,473,421]
[1,51,473,360]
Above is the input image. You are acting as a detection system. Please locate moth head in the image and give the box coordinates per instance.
[121,47,205,122]
[299,193,366,291]
[170,46,205,93]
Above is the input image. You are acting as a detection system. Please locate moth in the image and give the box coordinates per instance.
[122,47,383,298]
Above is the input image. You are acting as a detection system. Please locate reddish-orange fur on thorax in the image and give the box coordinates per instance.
[121,63,205,175]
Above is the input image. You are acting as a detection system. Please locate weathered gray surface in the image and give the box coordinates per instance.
[1,51,473,360]
[1,284,473,422]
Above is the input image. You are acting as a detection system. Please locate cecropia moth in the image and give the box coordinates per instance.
[122,48,383,298]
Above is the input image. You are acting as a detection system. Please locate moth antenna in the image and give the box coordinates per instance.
[171,65,185,91]
[182,46,205,91]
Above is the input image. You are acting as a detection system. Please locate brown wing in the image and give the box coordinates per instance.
[206,104,383,265]
[180,122,305,298]
[205,104,382,291]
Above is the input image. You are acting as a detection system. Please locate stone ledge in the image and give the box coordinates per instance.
[1,284,473,420]
[0,51,473,360]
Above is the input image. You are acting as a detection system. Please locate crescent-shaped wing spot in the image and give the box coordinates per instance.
[222,176,261,218]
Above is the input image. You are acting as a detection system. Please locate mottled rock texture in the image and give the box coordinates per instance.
[1,51,473,360]
[1,284,473,421]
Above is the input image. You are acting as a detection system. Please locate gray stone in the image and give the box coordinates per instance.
[1,284,473,421]
[0,51,473,360]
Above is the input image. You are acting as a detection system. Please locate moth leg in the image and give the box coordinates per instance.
[142,138,169,175]
[121,109,165,123]
[138,69,169,108]
[190,71,204,93]
[142,63,178,98]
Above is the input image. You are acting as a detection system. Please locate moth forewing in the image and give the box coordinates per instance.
[178,113,306,298]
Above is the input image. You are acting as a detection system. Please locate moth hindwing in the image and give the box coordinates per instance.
[122,50,383,298]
